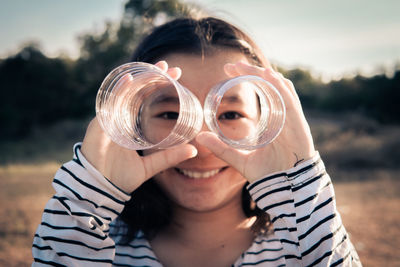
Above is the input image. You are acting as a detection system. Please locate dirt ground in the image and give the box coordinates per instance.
[0,163,399,267]
[334,174,400,266]
[1,112,399,266]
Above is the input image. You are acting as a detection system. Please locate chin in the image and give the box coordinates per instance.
[176,194,234,213]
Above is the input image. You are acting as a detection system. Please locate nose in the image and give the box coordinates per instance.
[189,122,213,158]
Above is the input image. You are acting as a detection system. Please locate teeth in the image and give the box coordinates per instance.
[177,168,222,179]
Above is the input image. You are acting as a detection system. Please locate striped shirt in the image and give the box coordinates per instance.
[32,144,362,266]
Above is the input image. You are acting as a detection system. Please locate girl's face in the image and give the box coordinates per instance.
[144,50,258,212]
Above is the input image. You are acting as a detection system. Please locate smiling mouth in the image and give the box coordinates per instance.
[175,167,227,179]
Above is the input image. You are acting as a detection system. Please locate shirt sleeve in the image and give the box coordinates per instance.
[32,143,131,267]
[247,152,362,266]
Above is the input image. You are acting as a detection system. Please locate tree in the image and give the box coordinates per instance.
[281,68,324,109]
[74,0,190,120]
[0,45,80,138]
[0,0,191,140]
[1,0,399,142]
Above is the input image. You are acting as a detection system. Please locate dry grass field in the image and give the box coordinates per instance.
[0,163,56,266]
[0,113,399,266]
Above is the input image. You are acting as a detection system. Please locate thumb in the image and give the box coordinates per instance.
[142,144,198,178]
[196,132,247,175]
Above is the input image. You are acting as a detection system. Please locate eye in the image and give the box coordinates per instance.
[218,111,244,120]
[156,112,179,120]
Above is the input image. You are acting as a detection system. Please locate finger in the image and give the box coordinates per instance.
[81,117,114,161]
[233,62,297,109]
[142,144,198,178]
[155,60,168,72]
[234,61,266,76]
[155,60,181,80]
[224,63,241,77]
[90,117,103,134]
[83,117,108,143]
[227,62,296,115]
[196,132,248,175]
[231,62,289,96]
[276,72,300,102]
[261,70,301,110]
[167,67,182,80]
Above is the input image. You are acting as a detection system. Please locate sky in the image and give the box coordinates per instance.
[1,0,399,81]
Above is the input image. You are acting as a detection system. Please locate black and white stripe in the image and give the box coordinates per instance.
[32,147,361,266]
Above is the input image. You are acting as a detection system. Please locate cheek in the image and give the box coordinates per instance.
[141,118,176,144]
[218,120,259,140]
[152,170,181,200]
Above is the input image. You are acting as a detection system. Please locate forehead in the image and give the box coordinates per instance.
[160,51,250,100]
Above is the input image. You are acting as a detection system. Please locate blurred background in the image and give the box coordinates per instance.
[0,0,399,266]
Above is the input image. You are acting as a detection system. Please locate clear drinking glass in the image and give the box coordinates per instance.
[203,75,286,150]
[96,63,285,150]
[96,62,204,150]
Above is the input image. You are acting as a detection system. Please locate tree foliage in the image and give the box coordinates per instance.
[318,72,400,123]
[0,46,83,138]
[74,0,189,121]
[0,0,187,139]
[0,0,399,140]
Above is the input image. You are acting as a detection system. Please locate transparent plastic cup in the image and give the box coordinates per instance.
[96,63,285,150]
[204,75,286,150]
[96,62,204,150]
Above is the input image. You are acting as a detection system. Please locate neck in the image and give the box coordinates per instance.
[164,194,255,249]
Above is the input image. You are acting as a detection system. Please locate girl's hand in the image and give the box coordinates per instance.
[196,61,316,183]
[80,61,197,193]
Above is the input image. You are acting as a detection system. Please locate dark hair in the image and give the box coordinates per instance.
[131,16,269,66]
[119,15,271,243]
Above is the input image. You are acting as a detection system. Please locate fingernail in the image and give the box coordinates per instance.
[224,63,236,72]
[156,60,168,71]
[190,147,198,157]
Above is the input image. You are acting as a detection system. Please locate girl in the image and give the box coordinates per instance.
[32,15,361,266]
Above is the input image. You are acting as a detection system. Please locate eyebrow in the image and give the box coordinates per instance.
[148,93,247,107]
[149,95,180,107]
[220,94,245,105]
